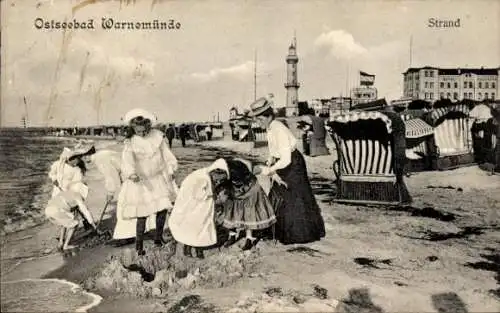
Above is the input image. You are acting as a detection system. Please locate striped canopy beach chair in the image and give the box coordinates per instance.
[404,117,437,171]
[327,111,409,205]
[425,103,474,170]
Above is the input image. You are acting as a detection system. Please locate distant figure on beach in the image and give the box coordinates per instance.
[205,124,213,141]
[303,115,330,157]
[179,124,187,147]
[117,108,179,256]
[382,106,412,203]
[165,124,176,148]
[250,95,326,245]
[221,157,276,251]
[168,159,232,259]
[45,181,98,251]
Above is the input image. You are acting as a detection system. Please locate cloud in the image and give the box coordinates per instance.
[314,29,368,59]
[190,61,255,82]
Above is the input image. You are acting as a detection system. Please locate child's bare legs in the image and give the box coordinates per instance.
[63,227,77,250]
[57,227,66,250]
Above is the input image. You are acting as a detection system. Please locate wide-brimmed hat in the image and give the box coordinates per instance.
[248,95,274,117]
[70,143,95,159]
[123,108,158,125]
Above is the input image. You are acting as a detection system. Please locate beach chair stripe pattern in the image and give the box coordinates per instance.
[405,118,434,139]
[332,134,394,175]
[405,117,431,160]
[434,118,471,155]
[430,104,470,122]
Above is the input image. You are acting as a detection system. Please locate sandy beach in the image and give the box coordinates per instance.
[1,136,499,313]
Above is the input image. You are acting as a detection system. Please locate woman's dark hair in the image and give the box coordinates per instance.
[68,156,87,175]
[213,178,233,200]
[259,107,275,119]
[226,158,254,187]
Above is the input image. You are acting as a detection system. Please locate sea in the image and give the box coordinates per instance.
[0,129,248,312]
[0,131,78,235]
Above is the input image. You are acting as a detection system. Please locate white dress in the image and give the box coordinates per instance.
[117,129,178,218]
[168,168,217,247]
[48,160,84,198]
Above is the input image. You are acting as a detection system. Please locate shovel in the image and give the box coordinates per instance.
[92,200,113,237]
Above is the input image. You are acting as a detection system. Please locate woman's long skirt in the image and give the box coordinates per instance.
[268,149,326,244]
[222,179,276,230]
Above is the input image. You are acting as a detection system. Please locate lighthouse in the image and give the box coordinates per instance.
[284,35,300,117]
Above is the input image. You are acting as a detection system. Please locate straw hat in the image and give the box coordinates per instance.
[123,108,158,125]
[248,94,274,117]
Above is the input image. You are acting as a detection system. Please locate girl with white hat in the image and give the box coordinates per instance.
[117,108,179,256]
[168,158,231,259]
[45,181,98,251]
[48,145,94,199]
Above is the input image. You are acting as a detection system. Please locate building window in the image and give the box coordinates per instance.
[425,82,428,88]
[447,83,451,89]
[430,93,434,100]
[469,92,473,98]
[454,82,458,89]
[430,82,434,88]
[464,81,468,88]
[469,82,473,88]
[485,93,489,99]
[479,82,482,88]
[463,93,467,99]
[440,92,444,99]
[424,92,428,99]
[447,92,451,98]
[493,93,496,99]
[440,82,444,88]
[478,92,482,99]
[492,82,496,89]
[424,71,428,77]
[453,92,458,100]
[430,71,434,77]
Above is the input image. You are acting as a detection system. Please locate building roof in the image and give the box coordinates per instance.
[351,98,388,111]
[403,66,499,75]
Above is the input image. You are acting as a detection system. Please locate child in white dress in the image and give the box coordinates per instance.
[117,108,179,256]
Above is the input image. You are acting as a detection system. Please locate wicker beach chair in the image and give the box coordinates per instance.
[404,117,437,172]
[327,111,408,205]
[425,103,474,170]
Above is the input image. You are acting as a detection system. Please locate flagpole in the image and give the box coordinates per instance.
[409,35,413,68]
[254,48,257,101]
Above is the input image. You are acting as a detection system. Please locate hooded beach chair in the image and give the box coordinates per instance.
[425,102,474,170]
[327,111,409,205]
[404,117,437,171]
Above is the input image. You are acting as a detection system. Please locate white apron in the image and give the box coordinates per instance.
[168,169,217,247]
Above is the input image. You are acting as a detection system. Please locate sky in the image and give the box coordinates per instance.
[1,0,499,127]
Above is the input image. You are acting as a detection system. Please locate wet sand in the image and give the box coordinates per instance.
[2,137,499,312]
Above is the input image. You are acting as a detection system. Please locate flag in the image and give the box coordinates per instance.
[360,71,375,86]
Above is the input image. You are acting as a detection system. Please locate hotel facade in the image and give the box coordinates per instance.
[403,67,499,102]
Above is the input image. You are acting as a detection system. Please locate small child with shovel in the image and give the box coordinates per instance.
[45,181,101,251]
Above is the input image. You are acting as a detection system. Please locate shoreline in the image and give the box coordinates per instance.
[2,137,499,312]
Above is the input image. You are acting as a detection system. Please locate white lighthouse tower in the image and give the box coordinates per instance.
[284,35,300,117]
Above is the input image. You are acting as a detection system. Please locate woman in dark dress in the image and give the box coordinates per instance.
[221,157,276,250]
[249,96,325,245]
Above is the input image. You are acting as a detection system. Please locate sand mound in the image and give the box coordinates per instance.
[84,242,266,298]
[227,285,339,312]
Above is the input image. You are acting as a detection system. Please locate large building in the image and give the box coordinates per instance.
[403,66,499,102]
[350,86,378,105]
[284,36,300,116]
